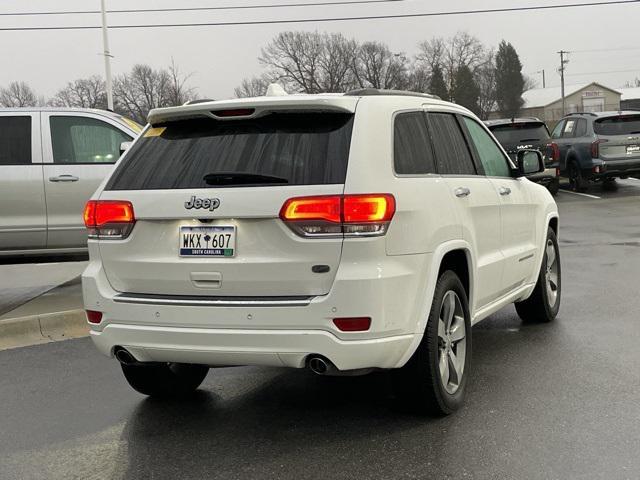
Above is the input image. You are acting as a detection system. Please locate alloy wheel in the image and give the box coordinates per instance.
[545,239,559,307]
[437,291,467,395]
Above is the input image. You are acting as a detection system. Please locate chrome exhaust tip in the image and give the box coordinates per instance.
[114,347,137,365]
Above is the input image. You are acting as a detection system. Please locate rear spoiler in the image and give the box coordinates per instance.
[147,96,358,125]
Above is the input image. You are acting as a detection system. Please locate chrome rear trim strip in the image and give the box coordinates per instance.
[113,293,315,307]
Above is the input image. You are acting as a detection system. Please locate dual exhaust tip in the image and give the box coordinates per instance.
[307,355,337,376]
[114,347,137,365]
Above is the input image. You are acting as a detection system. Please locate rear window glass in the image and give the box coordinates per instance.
[106,112,354,190]
[489,122,550,146]
[0,116,31,165]
[594,115,640,136]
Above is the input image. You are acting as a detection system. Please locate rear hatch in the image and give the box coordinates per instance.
[489,121,552,164]
[97,104,356,297]
[594,114,640,161]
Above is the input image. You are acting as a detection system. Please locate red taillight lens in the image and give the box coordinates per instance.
[279,194,395,238]
[343,194,395,223]
[333,317,371,332]
[83,200,135,239]
[280,196,341,223]
[86,310,103,324]
[591,139,607,158]
[548,142,560,162]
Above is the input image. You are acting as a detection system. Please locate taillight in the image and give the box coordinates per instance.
[548,142,560,162]
[591,139,607,158]
[83,200,135,239]
[86,310,103,324]
[279,194,395,238]
[333,317,371,332]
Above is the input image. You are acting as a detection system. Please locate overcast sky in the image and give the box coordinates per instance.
[1,0,639,100]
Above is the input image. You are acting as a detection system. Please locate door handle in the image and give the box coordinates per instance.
[499,186,512,196]
[49,175,79,183]
[454,187,471,198]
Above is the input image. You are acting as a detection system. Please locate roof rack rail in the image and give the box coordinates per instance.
[565,112,598,116]
[344,88,440,100]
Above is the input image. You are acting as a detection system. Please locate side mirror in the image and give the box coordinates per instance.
[516,149,544,177]
[119,141,133,156]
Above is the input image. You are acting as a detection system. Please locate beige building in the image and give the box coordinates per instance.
[520,82,621,127]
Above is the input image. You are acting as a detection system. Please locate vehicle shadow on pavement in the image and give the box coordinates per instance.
[114,312,569,480]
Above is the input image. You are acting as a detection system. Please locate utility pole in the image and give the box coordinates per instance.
[536,70,546,88]
[558,50,570,116]
[100,0,114,111]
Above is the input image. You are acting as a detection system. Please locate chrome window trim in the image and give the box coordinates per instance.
[113,293,315,307]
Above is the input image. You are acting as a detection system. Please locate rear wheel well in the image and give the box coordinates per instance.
[549,217,558,235]
[438,250,470,298]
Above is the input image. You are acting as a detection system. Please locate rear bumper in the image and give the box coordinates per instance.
[528,166,558,184]
[591,158,640,178]
[82,249,430,371]
[90,324,416,370]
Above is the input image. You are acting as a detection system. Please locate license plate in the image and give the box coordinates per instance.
[626,145,640,155]
[179,226,235,257]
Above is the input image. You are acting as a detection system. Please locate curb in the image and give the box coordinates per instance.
[0,309,88,351]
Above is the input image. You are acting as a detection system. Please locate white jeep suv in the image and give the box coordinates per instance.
[82,89,561,415]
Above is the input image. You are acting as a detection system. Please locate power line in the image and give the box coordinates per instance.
[566,68,640,76]
[0,0,638,31]
[570,46,640,53]
[0,0,405,17]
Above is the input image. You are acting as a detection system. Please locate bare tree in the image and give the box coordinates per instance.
[166,58,197,106]
[260,31,358,93]
[50,76,107,109]
[113,63,195,123]
[416,32,488,92]
[235,75,270,98]
[477,52,497,120]
[352,42,409,90]
[0,81,39,107]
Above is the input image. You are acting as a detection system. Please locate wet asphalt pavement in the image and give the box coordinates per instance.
[1,181,639,480]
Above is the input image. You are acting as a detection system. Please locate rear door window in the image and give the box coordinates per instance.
[0,116,31,165]
[107,112,354,190]
[562,119,577,137]
[394,111,436,175]
[50,116,132,164]
[427,113,476,175]
[594,115,640,135]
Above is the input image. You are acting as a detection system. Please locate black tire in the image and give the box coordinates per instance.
[121,362,209,397]
[515,228,561,323]
[547,178,560,196]
[393,270,472,415]
[568,161,588,192]
[602,178,618,191]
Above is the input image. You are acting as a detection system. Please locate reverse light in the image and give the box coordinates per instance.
[83,200,135,239]
[86,310,103,324]
[279,194,395,237]
[333,317,372,332]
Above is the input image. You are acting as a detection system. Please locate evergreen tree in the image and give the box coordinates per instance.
[495,40,525,118]
[451,65,480,115]
[429,64,449,101]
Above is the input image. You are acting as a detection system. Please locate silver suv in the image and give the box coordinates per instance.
[83,89,561,415]
[0,108,140,256]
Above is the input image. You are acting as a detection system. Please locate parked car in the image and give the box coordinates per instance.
[548,111,640,191]
[485,118,559,195]
[0,108,141,257]
[82,89,560,415]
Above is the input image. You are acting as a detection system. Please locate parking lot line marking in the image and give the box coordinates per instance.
[559,190,601,199]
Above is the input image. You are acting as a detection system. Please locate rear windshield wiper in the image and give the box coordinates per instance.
[203,172,289,186]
